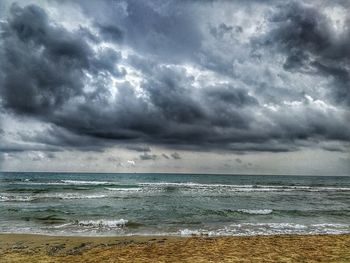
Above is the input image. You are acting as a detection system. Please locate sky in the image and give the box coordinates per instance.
[0,0,349,175]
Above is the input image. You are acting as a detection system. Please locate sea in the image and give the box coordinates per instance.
[0,172,349,236]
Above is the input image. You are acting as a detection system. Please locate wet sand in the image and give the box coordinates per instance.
[1,234,350,262]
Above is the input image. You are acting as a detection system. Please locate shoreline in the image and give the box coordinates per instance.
[1,233,350,262]
[1,231,350,237]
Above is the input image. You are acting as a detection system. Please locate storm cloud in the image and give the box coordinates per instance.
[261,1,350,105]
[0,0,349,160]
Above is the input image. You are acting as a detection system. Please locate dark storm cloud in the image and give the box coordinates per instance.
[0,3,119,115]
[16,125,108,152]
[0,140,59,153]
[125,145,151,152]
[261,1,350,105]
[0,1,349,155]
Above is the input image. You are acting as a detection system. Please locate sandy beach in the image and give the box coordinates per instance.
[0,234,349,262]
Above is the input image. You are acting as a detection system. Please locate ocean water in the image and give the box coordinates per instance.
[0,172,350,236]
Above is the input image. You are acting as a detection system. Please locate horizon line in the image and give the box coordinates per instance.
[0,171,349,177]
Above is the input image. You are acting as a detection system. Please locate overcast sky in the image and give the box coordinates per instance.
[0,0,349,175]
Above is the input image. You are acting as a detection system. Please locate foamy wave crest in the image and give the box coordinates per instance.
[228,222,350,235]
[0,195,35,202]
[0,193,108,202]
[61,180,115,185]
[57,194,108,199]
[13,180,116,186]
[180,229,201,236]
[179,223,350,236]
[12,182,68,185]
[139,182,243,188]
[77,219,128,228]
[105,187,142,192]
[34,193,109,200]
[139,182,350,192]
[52,219,129,232]
[237,209,273,215]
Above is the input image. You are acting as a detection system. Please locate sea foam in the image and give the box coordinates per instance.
[139,182,350,192]
[237,209,273,215]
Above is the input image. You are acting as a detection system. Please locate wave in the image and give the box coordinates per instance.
[53,219,129,230]
[105,187,142,192]
[0,195,35,202]
[236,209,273,215]
[7,182,67,186]
[61,180,115,185]
[179,223,350,236]
[0,193,108,202]
[77,219,128,227]
[202,208,274,216]
[56,194,108,199]
[10,180,118,186]
[6,180,350,192]
[202,208,350,217]
[1,221,349,236]
[180,229,201,236]
[139,182,350,192]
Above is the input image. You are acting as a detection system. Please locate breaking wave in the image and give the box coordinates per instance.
[139,182,350,192]
[179,223,350,236]
[236,209,273,215]
[0,193,108,202]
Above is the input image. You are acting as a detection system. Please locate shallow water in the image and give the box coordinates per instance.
[1,172,349,236]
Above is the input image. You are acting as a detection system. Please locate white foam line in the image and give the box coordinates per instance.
[179,223,350,236]
[2,222,350,237]
[61,180,115,185]
[12,180,117,186]
[0,193,109,201]
[105,187,142,192]
[237,209,273,215]
[139,182,350,191]
[54,219,129,229]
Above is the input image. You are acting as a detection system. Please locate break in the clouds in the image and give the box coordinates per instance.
[0,0,349,174]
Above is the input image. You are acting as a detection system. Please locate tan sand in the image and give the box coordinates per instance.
[1,234,350,262]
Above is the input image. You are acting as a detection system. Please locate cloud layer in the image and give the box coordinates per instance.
[0,0,349,157]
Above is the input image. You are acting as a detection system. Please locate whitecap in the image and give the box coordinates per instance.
[0,195,35,202]
[42,193,108,199]
[61,180,115,185]
[180,229,201,236]
[237,209,273,215]
[77,219,128,227]
[105,187,142,192]
[139,182,350,192]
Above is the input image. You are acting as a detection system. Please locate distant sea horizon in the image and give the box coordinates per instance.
[1,172,350,236]
[2,171,350,177]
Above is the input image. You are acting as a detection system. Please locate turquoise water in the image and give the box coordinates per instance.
[0,172,350,236]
